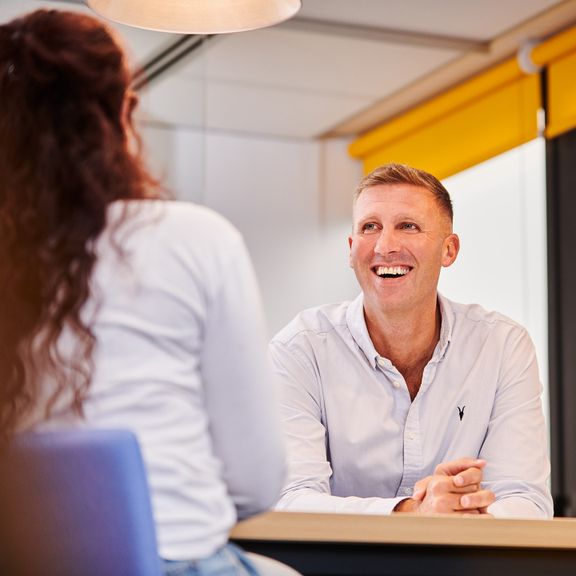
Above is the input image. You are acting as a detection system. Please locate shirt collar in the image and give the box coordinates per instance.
[346,293,380,369]
[346,292,454,370]
[435,292,453,362]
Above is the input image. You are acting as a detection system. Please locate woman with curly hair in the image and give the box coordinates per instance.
[0,9,294,576]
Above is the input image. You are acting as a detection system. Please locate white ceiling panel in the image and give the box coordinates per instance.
[139,74,373,138]
[138,76,206,129]
[142,24,459,136]
[204,80,372,137]
[298,0,564,40]
[187,27,459,98]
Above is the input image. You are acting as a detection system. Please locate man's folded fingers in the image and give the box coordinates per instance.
[459,489,495,510]
[434,458,486,476]
[451,483,480,494]
[453,466,483,488]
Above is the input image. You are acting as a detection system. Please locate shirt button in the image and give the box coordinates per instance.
[392,380,401,389]
[376,357,386,368]
[407,432,415,441]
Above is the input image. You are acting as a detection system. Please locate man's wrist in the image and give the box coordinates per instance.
[393,498,420,513]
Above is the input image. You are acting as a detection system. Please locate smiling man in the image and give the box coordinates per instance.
[270,163,552,518]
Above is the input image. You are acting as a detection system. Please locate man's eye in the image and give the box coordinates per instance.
[362,223,379,233]
[400,222,419,231]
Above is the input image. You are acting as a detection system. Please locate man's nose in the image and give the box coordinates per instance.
[374,228,400,255]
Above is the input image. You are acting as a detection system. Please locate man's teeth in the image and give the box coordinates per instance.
[375,266,410,277]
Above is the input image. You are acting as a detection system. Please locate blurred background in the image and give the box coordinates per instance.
[2,0,576,514]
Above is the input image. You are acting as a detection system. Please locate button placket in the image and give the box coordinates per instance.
[376,357,406,392]
[399,402,423,493]
[376,356,388,369]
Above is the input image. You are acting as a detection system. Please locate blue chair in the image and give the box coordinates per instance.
[0,428,162,576]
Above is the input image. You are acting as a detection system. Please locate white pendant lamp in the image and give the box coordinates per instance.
[86,0,302,34]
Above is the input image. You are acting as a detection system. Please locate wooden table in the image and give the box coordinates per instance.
[231,511,576,575]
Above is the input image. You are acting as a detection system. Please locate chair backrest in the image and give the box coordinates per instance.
[0,429,162,576]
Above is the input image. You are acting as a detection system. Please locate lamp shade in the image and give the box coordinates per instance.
[86,0,302,34]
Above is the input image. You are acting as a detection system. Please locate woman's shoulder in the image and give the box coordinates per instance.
[109,199,243,247]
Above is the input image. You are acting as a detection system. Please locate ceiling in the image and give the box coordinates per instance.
[2,0,576,139]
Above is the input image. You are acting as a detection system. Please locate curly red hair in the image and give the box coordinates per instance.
[0,9,160,438]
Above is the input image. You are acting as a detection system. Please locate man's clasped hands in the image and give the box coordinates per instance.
[394,457,496,515]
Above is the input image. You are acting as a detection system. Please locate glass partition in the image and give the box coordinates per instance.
[440,137,549,422]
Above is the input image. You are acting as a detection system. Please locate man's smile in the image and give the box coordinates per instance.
[372,265,413,279]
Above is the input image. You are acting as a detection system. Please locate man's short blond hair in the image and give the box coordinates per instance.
[354,163,453,222]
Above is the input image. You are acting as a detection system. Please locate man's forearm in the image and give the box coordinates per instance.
[276,488,405,515]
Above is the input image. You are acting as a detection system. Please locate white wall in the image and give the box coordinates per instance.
[141,123,361,335]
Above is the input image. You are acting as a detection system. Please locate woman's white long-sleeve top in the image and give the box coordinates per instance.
[31,200,286,560]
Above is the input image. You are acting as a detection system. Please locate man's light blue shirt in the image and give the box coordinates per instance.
[270,293,553,518]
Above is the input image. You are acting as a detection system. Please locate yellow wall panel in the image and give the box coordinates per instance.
[349,25,576,179]
[350,59,521,160]
[546,50,576,138]
[361,74,540,180]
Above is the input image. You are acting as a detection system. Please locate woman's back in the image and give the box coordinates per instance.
[26,199,286,560]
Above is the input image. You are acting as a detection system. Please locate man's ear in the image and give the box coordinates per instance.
[442,233,460,268]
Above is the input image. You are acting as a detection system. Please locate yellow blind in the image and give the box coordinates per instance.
[534,27,576,139]
[349,26,576,178]
[349,59,540,179]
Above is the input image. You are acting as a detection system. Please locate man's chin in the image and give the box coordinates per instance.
[364,291,413,316]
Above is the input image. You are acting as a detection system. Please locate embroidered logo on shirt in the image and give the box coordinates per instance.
[457,405,466,421]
